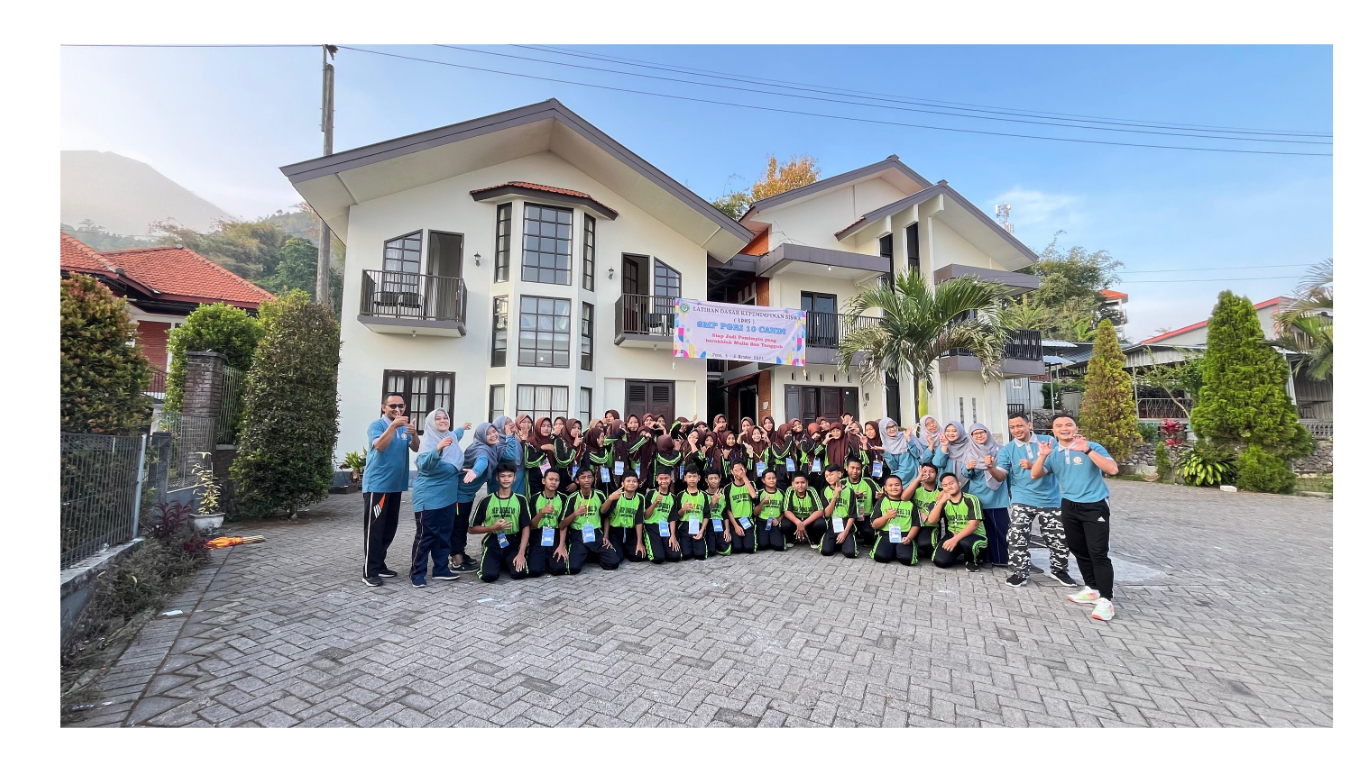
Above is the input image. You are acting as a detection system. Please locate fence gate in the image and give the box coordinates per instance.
[60,433,147,569]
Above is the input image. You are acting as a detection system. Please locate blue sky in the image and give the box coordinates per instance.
[61,44,1332,341]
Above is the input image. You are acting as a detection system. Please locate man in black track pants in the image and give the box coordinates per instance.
[469,463,532,583]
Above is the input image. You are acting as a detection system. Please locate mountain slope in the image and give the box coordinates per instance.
[61,150,234,235]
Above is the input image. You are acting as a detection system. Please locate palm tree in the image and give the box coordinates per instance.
[998,295,1048,331]
[837,272,1015,410]
[1279,259,1332,318]
[1277,314,1332,381]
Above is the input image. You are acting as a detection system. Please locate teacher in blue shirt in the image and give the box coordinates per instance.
[361,394,419,588]
[1031,415,1120,622]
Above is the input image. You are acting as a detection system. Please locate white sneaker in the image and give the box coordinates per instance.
[1091,598,1114,621]
[1067,587,1101,605]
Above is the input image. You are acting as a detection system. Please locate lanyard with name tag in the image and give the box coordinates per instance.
[765,518,773,529]
[600,466,611,484]
[889,525,902,544]
[756,461,766,475]
[711,518,723,532]
[582,524,595,543]
[873,461,883,477]
[658,521,670,537]
[689,519,700,535]
[571,464,579,478]
[785,457,796,472]
[540,527,555,546]
[812,458,822,472]
[497,532,509,548]
[833,516,845,533]
[739,516,751,530]
[614,460,624,476]
[539,459,551,473]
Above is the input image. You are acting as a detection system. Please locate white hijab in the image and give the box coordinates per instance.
[419,409,463,468]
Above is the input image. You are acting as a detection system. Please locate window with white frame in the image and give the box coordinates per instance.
[518,296,572,368]
[522,204,573,285]
[517,385,569,423]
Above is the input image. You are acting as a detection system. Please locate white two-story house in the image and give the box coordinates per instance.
[281,99,1042,463]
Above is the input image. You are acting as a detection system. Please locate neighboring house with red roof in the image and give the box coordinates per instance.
[1099,288,1129,328]
[60,232,273,370]
[1139,297,1284,347]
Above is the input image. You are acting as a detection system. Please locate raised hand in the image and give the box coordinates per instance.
[438,436,454,450]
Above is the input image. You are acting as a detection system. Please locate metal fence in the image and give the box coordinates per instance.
[217,365,245,444]
[60,433,147,569]
[1136,398,1192,421]
[157,412,216,491]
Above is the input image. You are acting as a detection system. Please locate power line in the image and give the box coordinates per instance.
[64,44,314,48]
[519,44,1332,140]
[1119,275,1305,284]
[1116,262,1319,274]
[434,45,1327,146]
[335,46,1332,158]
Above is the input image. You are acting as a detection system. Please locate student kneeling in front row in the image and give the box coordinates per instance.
[925,472,987,571]
[869,475,920,565]
[469,463,532,582]
[560,467,622,573]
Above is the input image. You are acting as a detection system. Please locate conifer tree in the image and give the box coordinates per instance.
[1078,319,1141,462]
[61,275,151,435]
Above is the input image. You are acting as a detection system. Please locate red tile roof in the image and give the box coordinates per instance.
[1139,297,1281,344]
[60,232,117,274]
[99,246,274,307]
[1100,289,1128,300]
[469,181,618,217]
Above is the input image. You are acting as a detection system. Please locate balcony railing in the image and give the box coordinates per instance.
[143,367,168,402]
[805,312,881,349]
[1005,329,1042,361]
[615,293,678,341]
[1136,398,1192,421]
[360,270,467,326]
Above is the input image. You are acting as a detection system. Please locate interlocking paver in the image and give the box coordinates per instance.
[68,482,1331,727]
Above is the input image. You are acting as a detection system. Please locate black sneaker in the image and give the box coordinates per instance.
[377,568,398,579]
[966,561,981,572]
[1006,574,1028,588]
[1049,569,1078,587]
[454,557,477,572]
[362,574,384,587]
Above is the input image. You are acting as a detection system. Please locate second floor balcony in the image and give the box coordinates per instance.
[939,329,1044,376]
[359,270,467,337]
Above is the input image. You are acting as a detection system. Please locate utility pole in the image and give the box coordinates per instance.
[315,44,337,304]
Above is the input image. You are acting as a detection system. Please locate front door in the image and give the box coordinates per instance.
[626,379,675,424]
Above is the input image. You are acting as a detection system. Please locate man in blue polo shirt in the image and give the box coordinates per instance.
[990,415,1076,590]
[1031,415,1120,622]
[362,394,419,587]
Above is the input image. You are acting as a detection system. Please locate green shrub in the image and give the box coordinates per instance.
[61,275,151,434]
[1236,444,1296,494]
[230,290,340,518]
[1137,422,1160,443]
[1078,320,1141,463]
[1179,444,1235,487]
[1155,443,1172,481]
[1190,292,1311,459]
[164,303,262,412]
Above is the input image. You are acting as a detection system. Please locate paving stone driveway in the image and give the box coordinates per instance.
[74,482,1332,728]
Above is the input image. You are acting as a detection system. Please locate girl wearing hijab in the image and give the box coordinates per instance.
[410,409,463,586]
[765,423,799,489]
[741,424,769,480]
[801,422,825,494]
[761,415,778,444]
[861,420,885,483]
[651,433,684,480]
[877,418,917,484]
[929,421,967,475]
[582,426,615,493]
[490,415,525,495]
[720,431,747,476]
[606,419,633,486]
[623,415,653,477]
[822,423,852,476]
[739,417,756,440]
[712,414,729,435]
[524,417,556,497]
[912,415,941,455]
[452,422,501,572]
[690,431,719,477]
[552,419,583,489]
[962,423,1010,566]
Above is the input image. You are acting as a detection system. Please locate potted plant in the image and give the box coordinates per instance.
[189,452,225,533]
[341,450,366,492]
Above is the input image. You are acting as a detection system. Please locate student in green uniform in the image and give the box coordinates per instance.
[527,468,567,577]
[902,463,941,559]
[602,472,647,562]
[724,461,760,554]
[869,475,920,565]
[704,468,731,557]
[780,474,826,548]
[640,470,680,563]
[820,466,859,558]
[925,472,987,571]
[755,468,786,550]
[675,468,709,560]
[468,463,532,583]
[561,467,621,573]
[843,456,882,547]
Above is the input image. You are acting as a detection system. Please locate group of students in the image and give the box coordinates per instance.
[361,397,1122,622]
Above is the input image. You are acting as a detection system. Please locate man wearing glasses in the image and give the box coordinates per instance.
[363,395,420,587]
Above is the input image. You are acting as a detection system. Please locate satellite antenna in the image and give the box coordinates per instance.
[994,203,1013,234]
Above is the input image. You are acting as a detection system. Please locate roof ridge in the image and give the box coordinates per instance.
[61,232,119,272]
[103,245,275,301]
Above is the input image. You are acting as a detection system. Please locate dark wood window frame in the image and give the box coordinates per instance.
[491,296,509,367]
[580,302,594,371]
[522,203,574,285]
[382,369,454,435]
[582,214,596,291]
[905,222,921,277]
[518,295,572,368]
[494,204,512,283]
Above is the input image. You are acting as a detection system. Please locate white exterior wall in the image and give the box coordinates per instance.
[337,151,706,467]
[761,178,907,252]
[1149,302,1282,346]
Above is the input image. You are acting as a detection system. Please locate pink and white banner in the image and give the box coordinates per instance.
[672,298,806,366]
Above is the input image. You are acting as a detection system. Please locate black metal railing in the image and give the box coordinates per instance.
[360,270,467,325]
[806,312,880,348]
[143,367,168,401]
[944,329,1044,361]
[616,293,677,339]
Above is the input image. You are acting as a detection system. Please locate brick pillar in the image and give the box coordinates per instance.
[183,351,227,423]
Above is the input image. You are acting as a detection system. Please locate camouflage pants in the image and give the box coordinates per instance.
[1007,503,1069,579]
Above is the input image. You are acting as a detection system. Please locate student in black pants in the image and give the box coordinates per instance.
[561,467,621,574]
[526,468,566,577]
[924,472,987,571]
[869,475,920,565]
[820,467,859,558]
[640,471,681,563]
[723,461,759,554]
[602,472,648,563]
[469,463,532,583]
[674,468,709,560]
[754,469,786,551]
[703,468,731,557]
[780,474,825,548]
